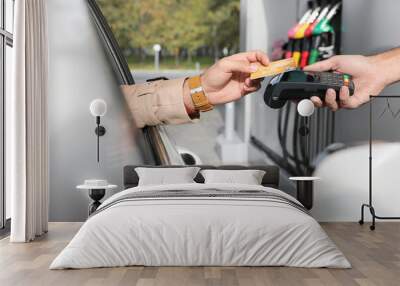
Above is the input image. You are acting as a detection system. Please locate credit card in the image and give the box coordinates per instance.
[250,58,298,80]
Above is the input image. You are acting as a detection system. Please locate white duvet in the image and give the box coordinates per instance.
[50,183,350,269]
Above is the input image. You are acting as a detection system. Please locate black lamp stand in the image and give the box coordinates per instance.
[94,116,106,162]
[88,188,106,215]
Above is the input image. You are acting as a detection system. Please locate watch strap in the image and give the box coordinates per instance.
[187,76,213,112]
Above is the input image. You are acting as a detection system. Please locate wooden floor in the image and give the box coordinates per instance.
[0,222,399,286]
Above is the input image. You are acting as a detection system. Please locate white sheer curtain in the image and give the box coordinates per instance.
[8,0,49,242]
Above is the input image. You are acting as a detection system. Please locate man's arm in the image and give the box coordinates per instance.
[121,78,195,128]
[370,47,400,87]
[304,48,400,111]
[122,51,269,127]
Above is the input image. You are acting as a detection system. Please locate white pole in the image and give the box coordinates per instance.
[154,52,159,71]
[224,102,235,141]
[243,0,268,144]
[153,44,161,71]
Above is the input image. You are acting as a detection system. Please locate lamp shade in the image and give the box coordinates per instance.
[297,99,315,117]
[89,99,107,117]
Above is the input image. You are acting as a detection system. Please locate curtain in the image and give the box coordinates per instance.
[8,0,49,242]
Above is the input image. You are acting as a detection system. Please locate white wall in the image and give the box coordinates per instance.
[47,0,148,221]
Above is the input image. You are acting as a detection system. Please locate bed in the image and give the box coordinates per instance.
[50,165,350,269]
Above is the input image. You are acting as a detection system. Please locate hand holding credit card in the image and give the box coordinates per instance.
[250,58,298,80]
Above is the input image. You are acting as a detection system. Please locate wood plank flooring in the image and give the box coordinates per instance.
[0,222,399,286]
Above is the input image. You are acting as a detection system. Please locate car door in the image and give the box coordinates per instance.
[87,0,183,165]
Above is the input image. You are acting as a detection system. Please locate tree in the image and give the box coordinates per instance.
[97,0,140,52]
[172,0,209,62]
[97,0,240,65]
[206,0,240,60]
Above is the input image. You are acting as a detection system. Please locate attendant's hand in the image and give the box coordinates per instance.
[200,51,270,105]
[304,55,386,111]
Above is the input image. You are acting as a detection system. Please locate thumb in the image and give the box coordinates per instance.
[219,59,258,74]
[304,57,338,72]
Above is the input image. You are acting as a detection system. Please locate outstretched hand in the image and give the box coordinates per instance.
[200,51,270,105]
[304,55,386,111]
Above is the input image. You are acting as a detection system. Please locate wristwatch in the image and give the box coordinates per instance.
[187,76,214,112]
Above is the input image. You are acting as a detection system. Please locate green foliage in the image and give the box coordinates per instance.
[208,0,240,53]
[97,0,240,63]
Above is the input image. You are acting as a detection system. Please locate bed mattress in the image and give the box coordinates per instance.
[50,183,350,269]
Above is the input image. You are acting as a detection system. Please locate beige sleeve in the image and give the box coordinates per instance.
[121,78,199,128]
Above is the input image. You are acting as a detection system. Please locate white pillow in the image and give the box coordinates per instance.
[200,169,266,185]
[135,167,200,186]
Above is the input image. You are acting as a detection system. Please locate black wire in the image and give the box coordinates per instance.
[325,110,331,147]
[278,108,284,152]
[280,104,291,162]
[299,117,307,163]
[306,117,313,175]
[331,111,335,143]
[304,117,309,175]
[293,113,302,175]
[316,108,321,153]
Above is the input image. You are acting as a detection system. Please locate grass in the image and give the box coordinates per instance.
[126,55,214,70]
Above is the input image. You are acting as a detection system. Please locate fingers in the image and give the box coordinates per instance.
[243,77,262,95]
[311,89,338,111]
[244,77,262,87]
[244,78,252,87]
[310,96,323,108]
[311,92,340,110]
[304,56,338,72]
[325,88,339,111]
[335,86,369,109]
[229,50,270,66]
[338,86,352,108]
[243,85,260,93]
[341,88,370,109]
[219,59,259,74]
[243,82,261,94]
[247,50,270,66]
[312,86,369,111]
[219,50,269,76]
